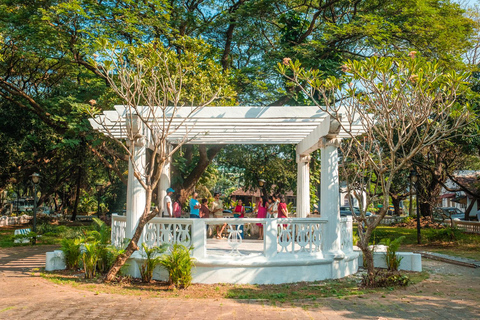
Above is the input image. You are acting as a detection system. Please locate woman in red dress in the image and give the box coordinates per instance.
[256,197,267,240]
[233,199,246,239]
[277,195,289,218]
[233,199,246,218]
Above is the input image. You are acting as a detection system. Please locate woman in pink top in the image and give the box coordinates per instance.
[256,197,267,240]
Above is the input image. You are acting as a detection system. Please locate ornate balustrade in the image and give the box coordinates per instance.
[110,215,358,258]
[110,214,357,284]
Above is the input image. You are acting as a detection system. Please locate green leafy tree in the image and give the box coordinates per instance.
[87,39,233,281]
[279,54,473,285]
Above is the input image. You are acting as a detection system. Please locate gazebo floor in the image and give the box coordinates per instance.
[205,238,264,256]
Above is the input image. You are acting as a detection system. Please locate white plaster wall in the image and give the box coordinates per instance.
[146,251,359,285]
[356,250,422,272]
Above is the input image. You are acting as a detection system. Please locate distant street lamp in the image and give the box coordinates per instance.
[31,173,40,244]
[409,169,421,244]
[258,179,266,197]
[95,182,103,218]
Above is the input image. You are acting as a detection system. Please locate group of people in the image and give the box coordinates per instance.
[162,188,289,240]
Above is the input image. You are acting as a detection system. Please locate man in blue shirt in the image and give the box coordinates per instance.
[189,192,201,218]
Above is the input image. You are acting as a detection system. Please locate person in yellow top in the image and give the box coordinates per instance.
[211,192,227,239]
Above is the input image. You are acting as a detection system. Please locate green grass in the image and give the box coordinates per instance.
[0,229,15,248]
[366,226,418,245]
[0,306,15,312]
[354,225,480,260]
[0,223,97,248]
[40,270,429,302]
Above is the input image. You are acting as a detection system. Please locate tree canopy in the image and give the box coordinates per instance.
[0,0,478,216]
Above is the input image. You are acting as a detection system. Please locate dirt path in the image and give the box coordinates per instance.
[0,246,479,320]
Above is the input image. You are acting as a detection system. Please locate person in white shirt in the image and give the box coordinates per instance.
[268,195,279,218]
[211,192,227,239]
[163,188,175,217]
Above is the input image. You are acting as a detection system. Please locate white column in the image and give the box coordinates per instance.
[320,138,343,258]
[191,219,206,259]
[296,154,311,218]
[158,144,172,215]
[125,139,147,240]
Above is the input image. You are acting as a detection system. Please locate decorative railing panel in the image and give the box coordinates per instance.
[340,217,353,253]
[111,215,127,248]
[276,219,326,254]
[142,220,193,249]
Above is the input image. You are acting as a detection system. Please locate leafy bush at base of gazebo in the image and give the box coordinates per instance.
[83,242,99,279]
[139,243,168,283]
[160,244,195,289]
[61,238,81,270]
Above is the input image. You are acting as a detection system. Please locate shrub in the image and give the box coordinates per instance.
[380,236,405,271]
[82,242,99,279]
[138,243,168,283]
[371,229,390,244]
[401,216,414,224]
[104,245,125,271]
[37,223,58,235]
[361,270,410,287]
[61,238,81,270]
[159,244,195,288]
[83,218,110,244]
[82,218,112,274]
[60,227,84,240]
[425,227,463,242]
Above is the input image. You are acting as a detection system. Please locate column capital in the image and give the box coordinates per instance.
[319,137,341,148]
[134,136,146,147]
[296,154,311,163]
[125,136,146,147]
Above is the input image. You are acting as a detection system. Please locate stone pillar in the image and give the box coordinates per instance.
[191,219,206,259]
[263,219,278,258]
[125,139,147,240]
[296,154,311,218]
[320,138,343,258]
[158,144,172,216]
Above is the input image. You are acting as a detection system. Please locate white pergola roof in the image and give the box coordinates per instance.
[89,105,364,154]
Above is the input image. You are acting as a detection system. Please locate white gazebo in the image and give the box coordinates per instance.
[89,105,363,284]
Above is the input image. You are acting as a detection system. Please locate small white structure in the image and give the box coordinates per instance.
[91,105,367,284]
[355,245,422,272]
[45,250,66,271]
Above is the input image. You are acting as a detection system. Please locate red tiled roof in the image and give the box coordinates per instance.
[231,187,295,197]
[439,193,455,199]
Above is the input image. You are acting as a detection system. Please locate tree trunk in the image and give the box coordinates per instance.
[409,190,413,216]
[105,190,156,282]
[362,246,375,285]
[419,202,431,218]
[391,196,402,216]
[464,198,476,221]
[71,166,82,221]
[357,233,375,286]
[177,145,224,204]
